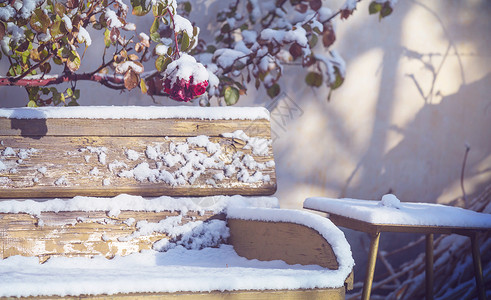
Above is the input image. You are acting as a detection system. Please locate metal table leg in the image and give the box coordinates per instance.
[362,231,380,300]
[470,233,486,300]
[425,233,434,300]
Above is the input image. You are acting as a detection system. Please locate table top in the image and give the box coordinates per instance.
[304,197,491,233]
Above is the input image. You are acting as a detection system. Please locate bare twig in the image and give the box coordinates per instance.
[461,143,471,208]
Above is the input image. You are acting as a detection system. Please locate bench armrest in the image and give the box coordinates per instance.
[227,207,354,289]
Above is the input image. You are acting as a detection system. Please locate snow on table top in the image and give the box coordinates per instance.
[227,207,354,280]
[304,195,491,228]
[0,194,279,216]
[0,245,347,297]
[0,106,270,120]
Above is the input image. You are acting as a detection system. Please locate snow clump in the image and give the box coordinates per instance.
[379,194,402,209]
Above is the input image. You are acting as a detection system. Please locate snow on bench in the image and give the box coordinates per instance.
[304,194,491,228]
[0,195,354,298]
[0,106,354,299]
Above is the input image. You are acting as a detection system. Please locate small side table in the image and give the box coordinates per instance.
[304,197,491,300]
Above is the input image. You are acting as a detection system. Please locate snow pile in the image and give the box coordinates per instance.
[77,27,92,47]
[151,219,229,251]
[304,196,491,228]
[221,130,271,156]
[0,106,270,120]
[117,135,273,185]
[0,146,38,184]
[378,194,401,209]
[0,194,279,217]
[0,244,349,297]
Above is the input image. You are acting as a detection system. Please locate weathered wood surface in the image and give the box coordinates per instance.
[228,219,339,270]
[7,288,346,300]
[0,210,223,262]
[0,118,276,198]
[0,118,272,137]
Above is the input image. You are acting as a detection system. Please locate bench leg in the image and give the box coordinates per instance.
[470,233,486,300]
[425,233,434,300]
[362,231,380,300]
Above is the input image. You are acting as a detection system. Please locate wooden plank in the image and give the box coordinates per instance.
[0,211,224,261]
[10,288,346,300]
[227,219,339,270]
[327,213,489,235]
[0,135,276,198]
[0,118,272,137]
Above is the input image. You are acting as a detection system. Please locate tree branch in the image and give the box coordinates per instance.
[0,73,126,89]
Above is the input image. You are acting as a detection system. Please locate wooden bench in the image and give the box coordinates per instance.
[0,106,354,299]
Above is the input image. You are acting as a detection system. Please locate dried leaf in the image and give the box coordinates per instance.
[289,43,303,60]
[309,0,322,11]
[124,69,139,90]
[110,28,120,44]
[322,24,336,48]
[0,22,5,40]
[128,54,139,61]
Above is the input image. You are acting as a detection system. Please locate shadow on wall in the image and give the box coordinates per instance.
[343,73,491,206]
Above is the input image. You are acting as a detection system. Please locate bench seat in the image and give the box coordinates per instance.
[0,195,354,299]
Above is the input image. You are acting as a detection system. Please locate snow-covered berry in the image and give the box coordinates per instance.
[163,54,209,102]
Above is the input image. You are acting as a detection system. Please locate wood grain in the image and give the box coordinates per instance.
[0,210,223,261]
[0,134,276,198]
[9,288,346,300]
[0,118,272,137]
[227,219,339,270]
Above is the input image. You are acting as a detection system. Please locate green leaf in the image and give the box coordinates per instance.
[132,5,150,16]
[155,55,171,72]
[221,24,230,34]
[305,72,323,87]
[104,29,111,48]
[224,86,239,105]
[27,100,38,107]
[55,3,66,16]
[150,17,159,34]
[183,2,192,13]
[309,34,318,48]
[267,83,280,99]
[51,20,63,39]
[206,45,217,53]
[73,89,80,100]
[67,100,79,106]
[66,87,73,96]
[369,2,382,14]
[140,78,148,94]
[380,4,393,19]
[330,68,344,90]
[150,32,161,43]
[181,31,190,51]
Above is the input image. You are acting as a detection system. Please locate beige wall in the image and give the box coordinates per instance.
[1,0,489,210]
[271,0,491,208]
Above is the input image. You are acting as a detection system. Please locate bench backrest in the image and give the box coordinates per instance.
[0,106,276,198]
